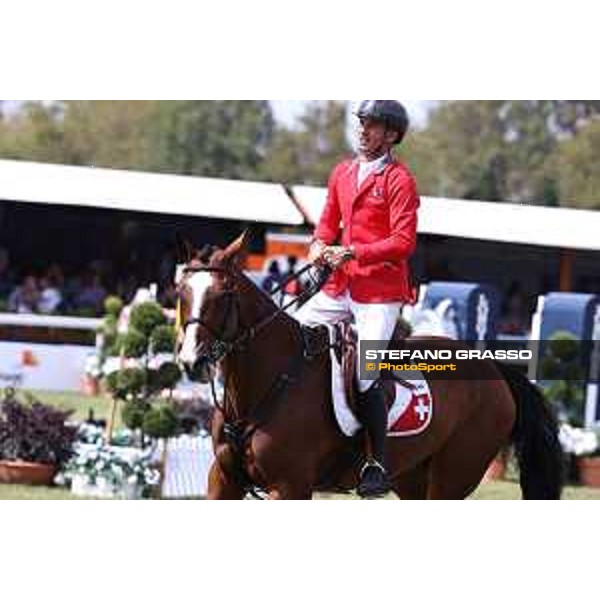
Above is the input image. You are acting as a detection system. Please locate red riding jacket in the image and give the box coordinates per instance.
[315,156,420,304]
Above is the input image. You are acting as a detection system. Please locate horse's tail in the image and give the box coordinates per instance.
[495,362,564,500]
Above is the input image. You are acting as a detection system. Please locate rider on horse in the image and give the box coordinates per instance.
[295,100,420,498]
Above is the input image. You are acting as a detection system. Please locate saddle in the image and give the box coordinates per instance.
[302,319,413,411]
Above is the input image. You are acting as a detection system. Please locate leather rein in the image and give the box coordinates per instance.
[179,262,332,497]
[180,262,330,368]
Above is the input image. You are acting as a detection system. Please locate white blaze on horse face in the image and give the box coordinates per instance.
[174,264,187,286]
[178,269,213,367]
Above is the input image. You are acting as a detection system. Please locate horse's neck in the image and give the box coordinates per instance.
[238,277,282,329]
[222,278,300,420]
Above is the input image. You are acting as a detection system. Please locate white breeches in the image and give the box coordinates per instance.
[294,291,402,392]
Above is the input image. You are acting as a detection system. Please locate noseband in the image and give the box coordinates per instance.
[180,265,246,363]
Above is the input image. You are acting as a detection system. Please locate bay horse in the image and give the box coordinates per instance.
[175,232,564,500]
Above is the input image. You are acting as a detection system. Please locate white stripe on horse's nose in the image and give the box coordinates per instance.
[179,324,199,365]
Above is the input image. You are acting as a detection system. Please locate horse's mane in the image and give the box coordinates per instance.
[236,267,299,328]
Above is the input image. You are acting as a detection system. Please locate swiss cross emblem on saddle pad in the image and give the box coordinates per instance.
[384,377,433,437]
[325,322,434,438]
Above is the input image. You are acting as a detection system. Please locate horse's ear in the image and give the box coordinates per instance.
[175,233,194,263]
[223,229,252,266]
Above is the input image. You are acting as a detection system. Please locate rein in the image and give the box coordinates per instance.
[181,262,332,365]
[179,261,333,498]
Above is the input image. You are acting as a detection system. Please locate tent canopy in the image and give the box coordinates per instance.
[292,185,600,251]
[0,159,304,226]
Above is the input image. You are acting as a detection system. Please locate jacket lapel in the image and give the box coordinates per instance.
[355,171,376,200]
[352,154,395,205]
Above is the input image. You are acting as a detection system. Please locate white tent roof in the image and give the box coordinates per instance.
[0,159,304,226]
[292,185,600,252]
[3,159,599,250]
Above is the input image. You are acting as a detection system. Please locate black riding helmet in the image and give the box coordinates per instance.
[355,100,409,145]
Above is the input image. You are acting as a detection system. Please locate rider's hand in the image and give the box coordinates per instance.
[308,240,327,265]
[323,245,355,269]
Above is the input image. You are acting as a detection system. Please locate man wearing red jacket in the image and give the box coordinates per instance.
[295,100,420,498]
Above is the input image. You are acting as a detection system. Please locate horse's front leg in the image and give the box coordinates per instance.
[206,460,246,500]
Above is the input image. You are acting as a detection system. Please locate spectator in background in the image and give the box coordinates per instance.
[37,272,63,314]
[261,260,283,295]
[46,263,65,290]
[159,281,178,310]
[498,282,530,335]
[283,255,304,297]
[8,275,40,314]
[0,248,16,300]
[75,271,107,315]
[158,251,176,288]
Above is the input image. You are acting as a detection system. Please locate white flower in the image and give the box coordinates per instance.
[559,424,599,456]
[145,469,160,486]
[85,354,102,378]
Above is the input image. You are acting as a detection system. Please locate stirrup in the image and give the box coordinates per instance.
[357,461,391,499]
[359,460,386,478]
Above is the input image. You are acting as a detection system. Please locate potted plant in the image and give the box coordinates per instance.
[559,423,600,487]
[578,453,600,488]
[60,444,160,499]
[104,300,183,445]
[83,354,102,396]
[0,391,77,485]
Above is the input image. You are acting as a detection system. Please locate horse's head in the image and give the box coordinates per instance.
[174,231,250,382]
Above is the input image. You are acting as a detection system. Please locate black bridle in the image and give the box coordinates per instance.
[177,260,333,498]
[180,262,331,364]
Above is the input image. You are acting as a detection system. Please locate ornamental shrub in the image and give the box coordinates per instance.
[156,362,182,390]
[106,368,146,400]
[540,330,586,427]
[150,325,176,354]
[129,302,166,338]
[122,329,148,358]
[122,400,151,431]
[0,393,77,466]
[142,404,179,439]
[104,296,124,317]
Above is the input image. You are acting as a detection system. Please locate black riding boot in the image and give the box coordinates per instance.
[356,384,391,498]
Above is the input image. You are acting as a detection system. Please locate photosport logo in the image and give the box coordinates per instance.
[359,339,535,381]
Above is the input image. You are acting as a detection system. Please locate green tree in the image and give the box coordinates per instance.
[60,100,156,169]
[403,101,509,201]
[262,101,351,185]
[403,100,600,206]
[548,100,600,136]
[146,101,275,179]
[0,101,67,163]
[556,118,600,209]
[0,101,276,180]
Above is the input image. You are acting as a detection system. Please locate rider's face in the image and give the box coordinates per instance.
[357,117,397,160]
